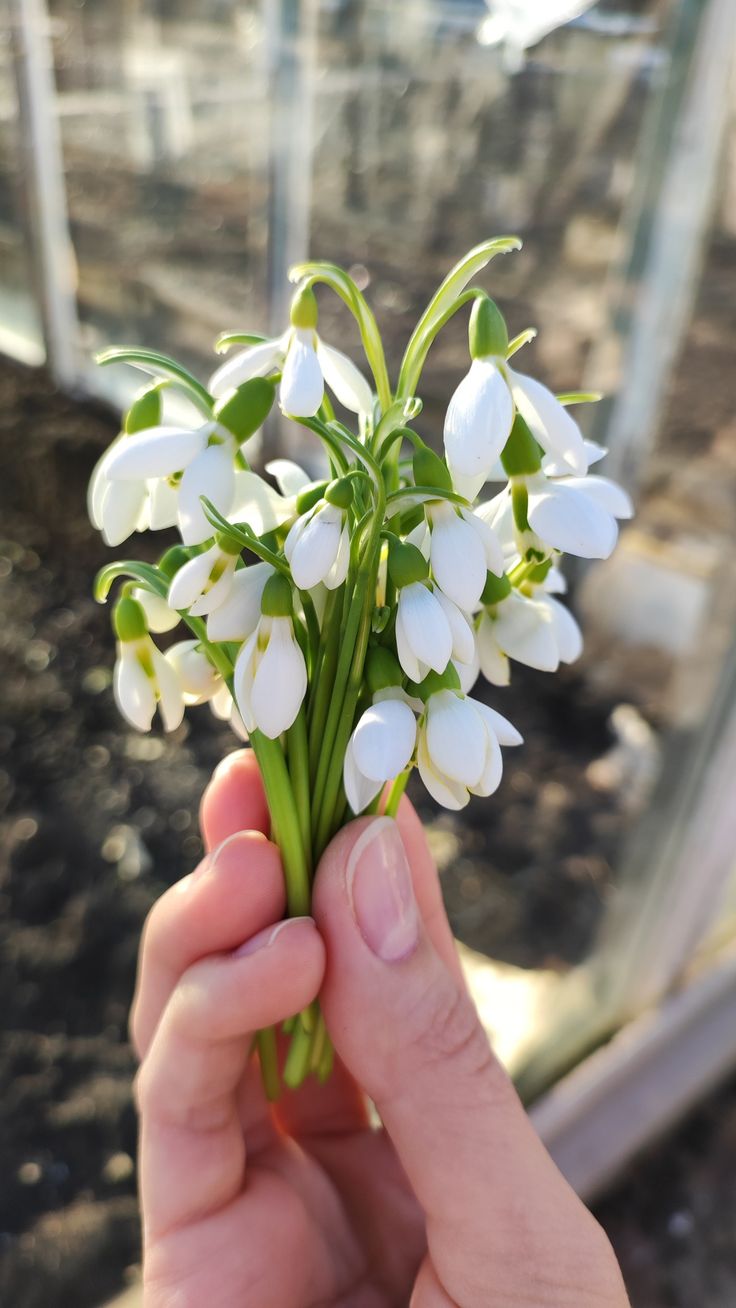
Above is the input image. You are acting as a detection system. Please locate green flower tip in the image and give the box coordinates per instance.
[469,297,508,361]
[296,480,329,514]
[408,663,461,702]
[113,595,147,642]
[366,646,403,694]
[124,384,163,435]
[158,545,192,580]
[213,377,275,441]
[481,570,512,606]
[215,532,242,557]
[501,414,543,477]
[261,571,293,618]
[412,445,452,494]
[324,476,354,510]
[388,540,429,589]
[290,284,319,330]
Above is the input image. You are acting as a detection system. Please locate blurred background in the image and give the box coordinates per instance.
[1,1,736,1304]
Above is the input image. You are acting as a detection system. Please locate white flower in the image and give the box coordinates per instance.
[209,329,372,419]
[396,581,456,682]
[507,369,588,476]
[444,358,515,500]
[233,615,307,739]
[417,689,522,810]
[131,588,180,634]
[426,501,505,610]
[114,635,184,733]
[343,697,418,814]
[209,682,249,741]
[284,501,350,591]
[101,420,237,546]
[167,540,241,617]
[88,436,149,547]
[477,589,583,684]
[165,640,222,705]
[205,562,274,642]
[525,470,633,560]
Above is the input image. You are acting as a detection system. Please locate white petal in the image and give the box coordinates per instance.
[147,476,179,530]
[324,524,350,590]
[343,738,382,815]
[178,443,235,546]
[133,588,180,634]
[317,340,373,415]
[210,682,234,720]
[429,506,487,610]
[151,648,185,732]
[510,371,587,475]
[417,727,469,811]
[251,618,307,738]
[233,629,259,732]
[99,480,148,546]
[472,698,523,747]
[88,438,121,528]
[399,583,453,675]
[103,425,207,480]
[188,558,236,618]
[444,359,514,487]
[287,504,343,591]
[232,470,293,533]
[526,477,618,559]
[434,589,475,664]
[165,640,220,704]
[476,615,511,686]
[114,645,156,731]
[493,592,560,672]
[543,564,567,595]
[209,338,283,397]
[352,699,417,782]
[469,724,503,798]
[561,475,634,520]
[541,596,583,664]
[167,548,216,612]
[542,438,607,477]
[426,690,486,787]
[395,601,426,683]
[265,458,312,497]
[206,563,273,642]
[460,507,505,577]
[280,329,324,418]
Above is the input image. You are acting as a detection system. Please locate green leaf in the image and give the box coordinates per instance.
[96,347,213,416]
[397,236,522,397]
[289,260,391,413]
[200,498,288,574]
[94,560,168,604]
[557,391,603,406]
[506,327,537,359]
[386,484,467,519]
[214,331,269,353]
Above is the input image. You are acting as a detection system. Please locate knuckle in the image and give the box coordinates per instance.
[405,974,495,1086]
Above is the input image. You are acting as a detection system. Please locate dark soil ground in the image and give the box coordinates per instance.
[0,333,734,1307]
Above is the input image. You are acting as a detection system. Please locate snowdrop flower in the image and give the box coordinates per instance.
[522,471,633,559]
[205,561,274,643]
[443,297,588,500]
[112,596,184,733]
[167,535,242,617]
[131,587,180,634]
[426,501,505,610]
[477,573,583,684]
[417,686,522,810]
[343,696,418,814]
[389,540,474,681]
[233,573,307,739]
[284,476,353,591]
[209,285,373,419]
[165,640,222,705]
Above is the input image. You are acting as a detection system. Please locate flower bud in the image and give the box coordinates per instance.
[296,480,329,514]
[289,284,319,330]
[113,595,147,642]
[481,571,512,606]
[260,571,293,617]
[388,540,429,589]
[213,377,275,442]
[366,646,403,694]
[412,445,453,493]
[124,384,163,435]
[406,663,461,702]
[501,415,543,477]
[324,475,354,510]
[469,297,508,361]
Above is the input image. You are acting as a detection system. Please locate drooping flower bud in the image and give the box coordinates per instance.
[469,296,508,360]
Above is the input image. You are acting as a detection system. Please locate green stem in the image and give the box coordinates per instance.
[384,768,411,818]
[256,1028,280,1102]
[287,709,312,875]
[283,1018,313,1089]
[251,731,311,917]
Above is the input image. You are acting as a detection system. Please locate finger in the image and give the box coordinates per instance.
[199,748,269,852]
[137,916,324,1240]
[394,795,463,985]
[131,831,285,1059]
[314,817,627,1308]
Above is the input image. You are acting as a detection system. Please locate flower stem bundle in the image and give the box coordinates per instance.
[90,238,632,1095]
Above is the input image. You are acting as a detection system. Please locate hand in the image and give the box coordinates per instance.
[132,749,629,1307]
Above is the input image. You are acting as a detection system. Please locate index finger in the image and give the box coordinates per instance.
[199,748,269,851]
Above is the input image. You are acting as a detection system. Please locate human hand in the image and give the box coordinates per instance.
[132,749,630,1307]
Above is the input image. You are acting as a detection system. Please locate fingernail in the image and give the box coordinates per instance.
[347,818,419,962]
[233,916,315,958]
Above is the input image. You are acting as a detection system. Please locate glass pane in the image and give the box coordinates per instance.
[0,9,44,362]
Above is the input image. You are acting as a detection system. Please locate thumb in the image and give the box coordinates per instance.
[313,816,623,1306]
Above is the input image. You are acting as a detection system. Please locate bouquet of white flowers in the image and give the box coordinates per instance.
[89,238,632,1094]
